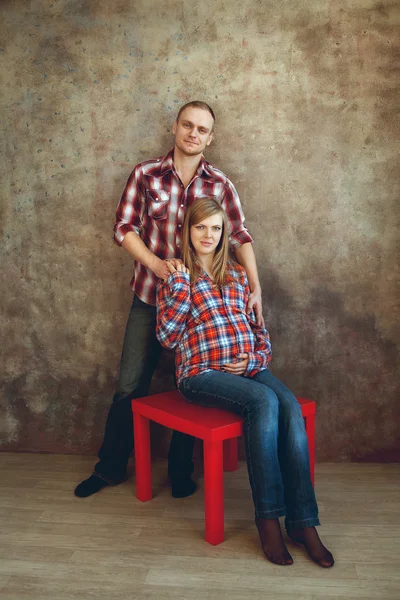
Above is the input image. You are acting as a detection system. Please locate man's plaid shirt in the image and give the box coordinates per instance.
[156,262,272,385]
[114,149,253,305]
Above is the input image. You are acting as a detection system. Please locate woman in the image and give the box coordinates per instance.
[156,198,334,567]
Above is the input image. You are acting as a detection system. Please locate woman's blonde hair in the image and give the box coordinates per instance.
[181,197,230,286]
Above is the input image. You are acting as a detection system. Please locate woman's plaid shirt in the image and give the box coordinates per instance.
[156,262,272,385]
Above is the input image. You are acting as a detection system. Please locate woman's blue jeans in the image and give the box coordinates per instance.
[179,369,320,531]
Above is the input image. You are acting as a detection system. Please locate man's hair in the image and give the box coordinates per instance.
[176,101,216,124]
[181,197,230,287]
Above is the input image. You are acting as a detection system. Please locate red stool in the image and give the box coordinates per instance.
[132,390,316,545]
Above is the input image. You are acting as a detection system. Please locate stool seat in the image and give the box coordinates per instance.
[132,390,243,441]
[132,389,316,545]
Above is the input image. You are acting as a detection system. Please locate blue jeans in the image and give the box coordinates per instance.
[179,369,320,531]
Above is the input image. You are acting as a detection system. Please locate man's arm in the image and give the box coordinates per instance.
[121,231,170,281]
[219,179,264,324]
[114,165,170,280]
[234,242,264,326]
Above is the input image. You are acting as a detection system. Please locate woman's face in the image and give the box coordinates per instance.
[190,213,223,259]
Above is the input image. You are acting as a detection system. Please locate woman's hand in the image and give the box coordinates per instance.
[222,353,249,376]
[165,258,189,279]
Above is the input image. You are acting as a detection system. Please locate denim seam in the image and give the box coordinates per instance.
[191,388,260,515]
[256,507,286,519]
[286,516,321,528]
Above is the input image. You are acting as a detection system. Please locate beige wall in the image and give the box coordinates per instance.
[1,0,399,461]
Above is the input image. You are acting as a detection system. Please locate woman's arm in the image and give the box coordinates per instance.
[234,242,263,326]
[245,318,272,376]
[242,274,272,376]
[222,268,271,376]
[156,271,191,349]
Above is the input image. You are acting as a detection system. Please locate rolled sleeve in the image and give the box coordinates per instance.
[230,228,253,248]
[113,166,144,246]
[221,179,253,248]
[114,223,141,246]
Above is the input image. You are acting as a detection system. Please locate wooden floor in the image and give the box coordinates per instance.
[0,455,399,600]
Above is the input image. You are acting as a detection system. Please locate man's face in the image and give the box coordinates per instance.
[173,107,214,157]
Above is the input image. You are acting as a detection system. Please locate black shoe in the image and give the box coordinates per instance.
[74,475,110,498]
[171,476,197,498]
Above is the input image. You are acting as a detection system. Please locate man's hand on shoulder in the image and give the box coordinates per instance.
[166,259,190,276]
[151,257,189,281]
[150,257,171,281]
[247,287,265,327]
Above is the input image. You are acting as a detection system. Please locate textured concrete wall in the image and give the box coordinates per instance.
[1,0,399,461]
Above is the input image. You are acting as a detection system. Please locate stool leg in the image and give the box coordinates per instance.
[223,438,238,472]
[203,439,224,545]
[304,414,315,486]
[133,413,152,501]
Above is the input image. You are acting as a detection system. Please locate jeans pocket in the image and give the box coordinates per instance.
[179,372,209,399]
[179,378,193,400]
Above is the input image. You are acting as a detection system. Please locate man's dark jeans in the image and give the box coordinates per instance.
[94,295,195,484]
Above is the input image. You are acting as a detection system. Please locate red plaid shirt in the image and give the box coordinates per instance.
[114,149,253,305]
[156,262,272,385]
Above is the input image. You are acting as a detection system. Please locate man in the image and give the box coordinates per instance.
[74,101,263,499]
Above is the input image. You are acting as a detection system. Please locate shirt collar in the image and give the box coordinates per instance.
[160,148,213,180]
[159,148,175,175]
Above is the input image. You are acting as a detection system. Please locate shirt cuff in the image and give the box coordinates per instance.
[229,229,254,248]
[167,270,190,290]
[245,352,265,377]
[113,224,141,246]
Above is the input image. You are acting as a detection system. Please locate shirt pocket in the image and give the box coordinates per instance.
[146,190,170,220]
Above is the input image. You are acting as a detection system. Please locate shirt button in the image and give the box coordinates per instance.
[178,224,182,228]
[180,204,184,207]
